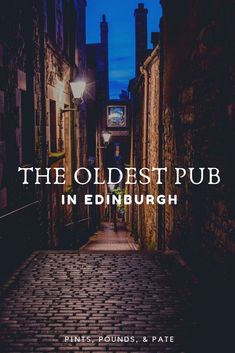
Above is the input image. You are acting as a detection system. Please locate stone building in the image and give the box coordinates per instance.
[127,46,160,249]
[0,1,43,213]
[134,3,148,76]
[86,14,110,226]
[86,14,109,160]
[0,0,89,252]
[86,14,109,104]
[127,3,161,248]
[44,0,88,247]
[160,0,235,275]
[128,0,235,277]
[0,0,48,273]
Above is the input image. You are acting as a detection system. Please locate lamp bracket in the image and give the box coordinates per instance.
[60,108,77,114]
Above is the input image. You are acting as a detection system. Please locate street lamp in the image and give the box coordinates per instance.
[97,131,112,149]
[70,81,86,103]
[59,80,86,115]
[108,183,116,192]
[58,79,86,151]
[102,131,112,145]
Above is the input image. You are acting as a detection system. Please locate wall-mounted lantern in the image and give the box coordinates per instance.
[70,81,86,103]
[60,79,86,116]
[97,131,112,149]
[102,131,112,145]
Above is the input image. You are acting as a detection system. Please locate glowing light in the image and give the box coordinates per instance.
[70,81,86,99]
[102,131,112,145]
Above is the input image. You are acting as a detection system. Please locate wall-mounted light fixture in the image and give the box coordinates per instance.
[58,80,86,152]
[102,131,112,145]
[70,81,86,103]
[108,183,116,192]
[60,80,86,115]
[97,131,112,149]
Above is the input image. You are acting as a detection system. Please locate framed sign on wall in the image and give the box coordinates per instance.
[107,105,127,128]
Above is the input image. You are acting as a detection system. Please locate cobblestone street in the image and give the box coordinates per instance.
[81,223,139,251]
[0,225,220,353]
[0,254,197,353]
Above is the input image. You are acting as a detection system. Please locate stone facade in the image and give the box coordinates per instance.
[43,0,90,247]
[0,0,48,274]
[0,0,90,249]
[160,0,235,273]
[128,0,235,276]
[86,14,110,228]
[128,47,160,249]
[0,0,43,212]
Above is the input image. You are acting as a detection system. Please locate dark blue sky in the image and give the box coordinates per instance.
[86,0,162,99]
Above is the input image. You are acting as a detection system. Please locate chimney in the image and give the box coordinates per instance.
[100,14,109,99]
[100,14,108,47]
[134,3,148,76]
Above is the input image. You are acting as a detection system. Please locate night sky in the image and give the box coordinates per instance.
[86,0,162,99]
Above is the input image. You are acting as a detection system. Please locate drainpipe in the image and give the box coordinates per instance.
[39,0,48,248]
[129,95,134,234]
[158,17,165,252]
[139,66,148,246]
[142,46,159,171]
[140,66,149,171]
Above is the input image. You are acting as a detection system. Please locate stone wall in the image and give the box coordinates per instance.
[128,48,160,249]
[143,50,160,249]
[44,0,89,246]
[127,76,143,242]
[0,0,90,249]
[0,0,43,213]
[0,1,48,270]
[129,0,235,274]
[161,0,235,273]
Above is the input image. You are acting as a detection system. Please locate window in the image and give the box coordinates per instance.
[50,100,57,152]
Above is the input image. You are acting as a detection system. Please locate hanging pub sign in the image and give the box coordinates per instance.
[107,105,127,128]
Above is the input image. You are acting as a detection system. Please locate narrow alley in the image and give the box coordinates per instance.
[0,1,234,353]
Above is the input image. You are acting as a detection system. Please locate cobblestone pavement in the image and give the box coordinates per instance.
[81,223,139,251]
[0,249,202,353]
